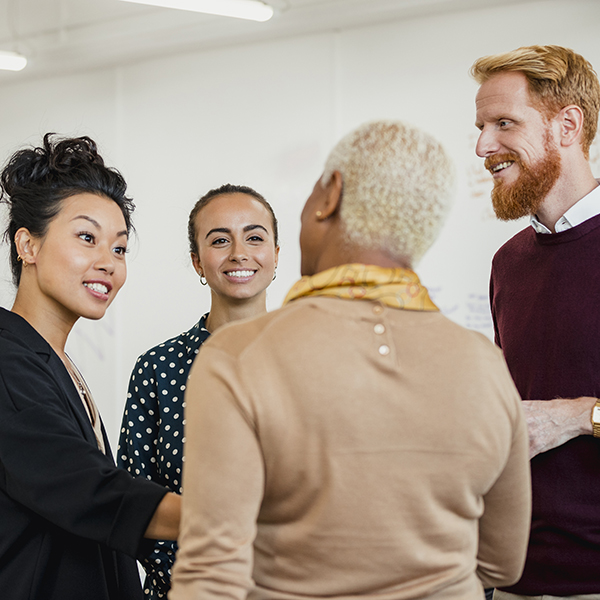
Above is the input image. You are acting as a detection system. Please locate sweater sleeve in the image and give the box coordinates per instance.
[118,354,178,596]
[476,376,531,588]
[170,345,264,600]
[0,340,167,559]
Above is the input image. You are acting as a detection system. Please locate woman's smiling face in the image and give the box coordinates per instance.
[192,193,279,304]
[25,192,129,325]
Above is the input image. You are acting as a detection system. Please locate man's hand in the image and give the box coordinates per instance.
[522,397,597,459]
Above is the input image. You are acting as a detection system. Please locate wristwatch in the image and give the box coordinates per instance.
[592,400,600,438]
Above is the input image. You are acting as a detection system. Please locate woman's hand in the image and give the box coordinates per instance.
[144,492,180,540]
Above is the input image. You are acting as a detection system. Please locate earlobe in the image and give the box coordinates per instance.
[274,245,280,268]
[319,170,343,220]
[191,253,203,276]
[14,228,37,266]
[558,105,584,148]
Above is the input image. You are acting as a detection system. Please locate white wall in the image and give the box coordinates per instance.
[1,0,599,448]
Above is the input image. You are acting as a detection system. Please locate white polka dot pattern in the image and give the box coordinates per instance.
[117,314,210,598]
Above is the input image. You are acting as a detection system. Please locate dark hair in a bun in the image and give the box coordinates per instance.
[1,133,135,286]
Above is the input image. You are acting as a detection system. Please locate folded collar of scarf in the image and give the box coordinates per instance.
[283,263,439,311]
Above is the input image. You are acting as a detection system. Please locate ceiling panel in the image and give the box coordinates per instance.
[0,0,541,84]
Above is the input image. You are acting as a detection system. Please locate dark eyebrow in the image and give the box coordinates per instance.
[205,227,231,239]
[72,215,101,228]
[205,224,269,239]
[244,224,268,235]
[72,215,128,239]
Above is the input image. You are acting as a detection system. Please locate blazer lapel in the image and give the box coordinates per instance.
[0,308,113,460]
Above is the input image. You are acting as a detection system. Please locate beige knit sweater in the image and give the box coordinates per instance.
[171,296,531,600]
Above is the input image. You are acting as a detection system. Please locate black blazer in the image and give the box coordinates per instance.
[0,308,167,600]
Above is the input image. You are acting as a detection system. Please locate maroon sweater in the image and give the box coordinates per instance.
[490,213,600,595]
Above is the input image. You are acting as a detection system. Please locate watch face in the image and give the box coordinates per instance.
[593,406,600,424]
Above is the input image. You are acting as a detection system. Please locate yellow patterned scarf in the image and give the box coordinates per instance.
[283,263,438,311]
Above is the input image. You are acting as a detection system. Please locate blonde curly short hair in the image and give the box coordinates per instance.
[321,120,455,265]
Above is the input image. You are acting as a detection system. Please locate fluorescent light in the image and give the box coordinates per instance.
[0,51,27,72]
[119,0,274,21]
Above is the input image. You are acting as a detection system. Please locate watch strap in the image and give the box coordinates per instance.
[592,401,600,438]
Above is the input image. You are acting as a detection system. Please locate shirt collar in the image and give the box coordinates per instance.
[530,180,600,234]
[197,312,210,333]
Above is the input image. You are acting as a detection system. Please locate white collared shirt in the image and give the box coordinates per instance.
[531,181,600,233]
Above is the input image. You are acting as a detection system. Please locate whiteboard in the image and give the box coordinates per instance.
[0,0,599,447]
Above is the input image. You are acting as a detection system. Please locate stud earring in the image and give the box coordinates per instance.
[315,211,322,218]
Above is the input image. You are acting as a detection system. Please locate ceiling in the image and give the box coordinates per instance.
[0,0,540,84]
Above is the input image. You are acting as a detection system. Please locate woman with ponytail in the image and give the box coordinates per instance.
[118,183,279,598]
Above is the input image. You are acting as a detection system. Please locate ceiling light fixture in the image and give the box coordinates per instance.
[0,50,27,72]
[119,0,274,22]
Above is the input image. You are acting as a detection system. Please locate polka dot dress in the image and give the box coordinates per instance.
[117,313,210,598]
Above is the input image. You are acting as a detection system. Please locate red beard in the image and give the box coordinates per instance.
[485,133,562,221]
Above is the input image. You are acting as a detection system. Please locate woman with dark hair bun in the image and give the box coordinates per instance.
[0,133,180,600]
[118,183,279,598]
